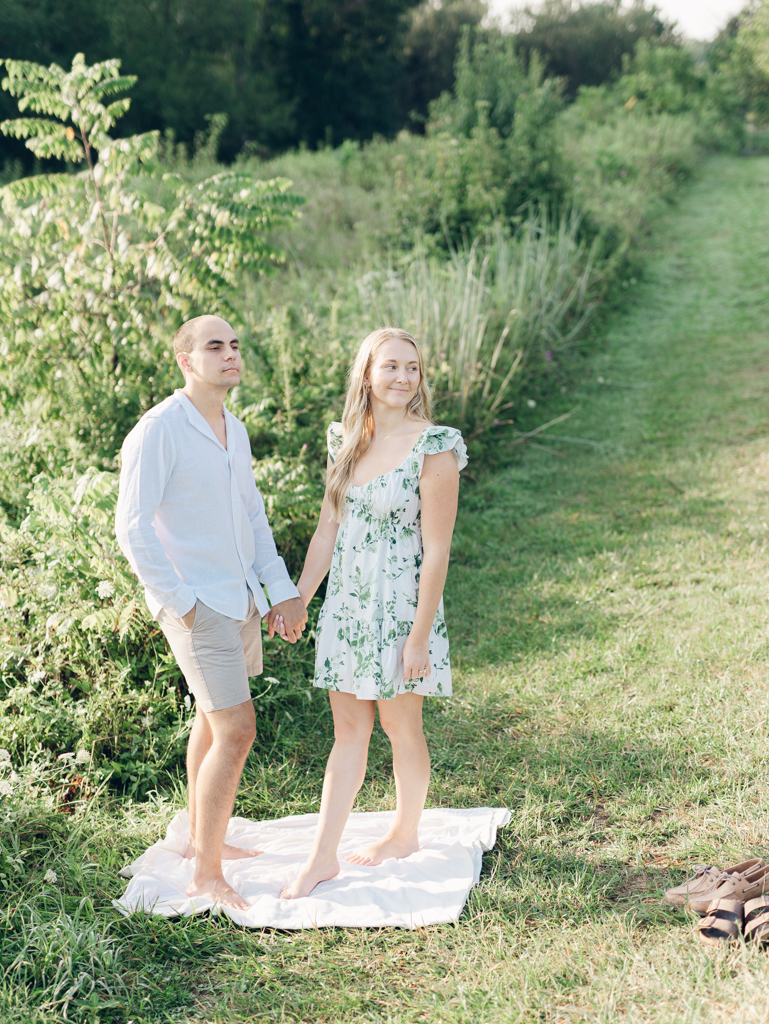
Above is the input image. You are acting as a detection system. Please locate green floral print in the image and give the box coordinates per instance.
[313,423,468,701]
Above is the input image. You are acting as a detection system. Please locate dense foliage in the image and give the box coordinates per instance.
[3,0,766,175]
[0,56,301,508]
[0,0,486,170]
[1,2,768,794]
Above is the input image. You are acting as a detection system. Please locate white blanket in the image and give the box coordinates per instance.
[114,807,510,929]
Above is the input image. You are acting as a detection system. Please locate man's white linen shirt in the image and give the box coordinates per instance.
[115,390,300,621]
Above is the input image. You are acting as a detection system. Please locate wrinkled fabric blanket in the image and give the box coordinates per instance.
[114,807,510,929]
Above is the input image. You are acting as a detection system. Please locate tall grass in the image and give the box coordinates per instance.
[351,210,597,436]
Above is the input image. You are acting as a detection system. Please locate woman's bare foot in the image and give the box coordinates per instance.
[279,857,340,899]
[183,841,263,860]
[185,876,251,911]
[345,834,419,866]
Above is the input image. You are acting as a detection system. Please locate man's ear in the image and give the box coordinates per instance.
[175,351,191,377]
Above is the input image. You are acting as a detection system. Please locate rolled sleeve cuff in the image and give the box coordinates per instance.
[265,578,301,607]
[256,558,300,608]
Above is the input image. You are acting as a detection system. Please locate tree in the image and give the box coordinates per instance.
[721,1,769,124]
[0,0,112,174]
[256,0,422,146]
[0,54,301,491]
[513,0,677,98]
[105,0,297,160]
[0,0,488,166]
[398,0,487,129]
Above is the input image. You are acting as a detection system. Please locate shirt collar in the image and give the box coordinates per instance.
[172,390,233,452]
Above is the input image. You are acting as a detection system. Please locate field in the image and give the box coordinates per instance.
[3,152,769,1023]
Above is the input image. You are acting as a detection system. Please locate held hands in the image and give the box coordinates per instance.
[264,597,308,643]
[402,634,431,681]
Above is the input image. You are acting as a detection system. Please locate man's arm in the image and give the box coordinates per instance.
[240,437,305,640]
[115,418,197,618]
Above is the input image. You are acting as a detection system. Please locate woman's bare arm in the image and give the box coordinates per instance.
[402,449,459,679]
[296,457,340,606]
[266,458,339,638]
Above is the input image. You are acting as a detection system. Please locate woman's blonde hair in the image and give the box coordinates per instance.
[327,327,432,521]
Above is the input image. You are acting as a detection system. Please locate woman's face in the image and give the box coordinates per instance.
[366,339,421,411]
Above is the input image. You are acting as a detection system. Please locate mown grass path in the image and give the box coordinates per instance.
[434,153,769,1022]
[8,155,769,1024]
[192,154,769,1023]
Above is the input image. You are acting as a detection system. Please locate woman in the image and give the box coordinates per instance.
[279,327,467,900]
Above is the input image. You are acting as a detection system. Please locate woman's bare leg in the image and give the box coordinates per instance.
[346,693,429,866]
[280,691,375,899]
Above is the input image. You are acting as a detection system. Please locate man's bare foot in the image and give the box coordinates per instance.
[279,857,340,899]
[345,835,419,866]
[222,842,263,860]
[182,841,263,860]
[185,876,250,912]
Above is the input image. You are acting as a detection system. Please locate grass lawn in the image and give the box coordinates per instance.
[3,154,769,1023]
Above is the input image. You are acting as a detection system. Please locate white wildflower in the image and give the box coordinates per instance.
[97,580,115,600]
[39,584,57,601]
[75,749,91,765]
[0,749,10,762]
[28,669,45,684]
[44,869,58,884]
[527,399,536,408]
[0,780,13,796]
[9,771,20,783]
[57,752,76,762]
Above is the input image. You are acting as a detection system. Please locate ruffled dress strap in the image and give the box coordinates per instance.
[327,421,344,463]
[414,425,468,472]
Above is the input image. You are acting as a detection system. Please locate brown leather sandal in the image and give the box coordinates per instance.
[665,858,764,908]
[698,898,744,947]
[744,894,769,945]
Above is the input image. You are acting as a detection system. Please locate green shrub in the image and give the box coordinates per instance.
[554,40,744,250]
[0,467,319,796]
[715,0,769,128]
[387,28,566,245]
[560,111,700,250]
[0,55,301,500]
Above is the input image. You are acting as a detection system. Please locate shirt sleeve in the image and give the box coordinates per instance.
[115,417,198,618]
[239,431,301,607]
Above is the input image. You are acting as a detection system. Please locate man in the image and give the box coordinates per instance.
[115,314,307,910]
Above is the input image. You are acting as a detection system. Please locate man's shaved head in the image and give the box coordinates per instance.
[173,315,234,356]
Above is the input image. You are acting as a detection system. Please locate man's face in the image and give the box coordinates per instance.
[178,316,242,389]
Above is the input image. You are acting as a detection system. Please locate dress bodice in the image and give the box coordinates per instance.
[328,421,467,530]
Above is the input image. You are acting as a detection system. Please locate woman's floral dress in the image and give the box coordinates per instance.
[314,422,468,701]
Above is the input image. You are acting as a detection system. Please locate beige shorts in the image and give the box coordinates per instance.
[157,598,263,713]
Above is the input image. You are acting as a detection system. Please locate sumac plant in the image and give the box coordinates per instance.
[0,54,302,477]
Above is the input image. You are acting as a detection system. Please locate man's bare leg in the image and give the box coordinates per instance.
[184,707,263,862]
[346,693,428,866]
[184,700,258,910]
[280,692,374,899]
